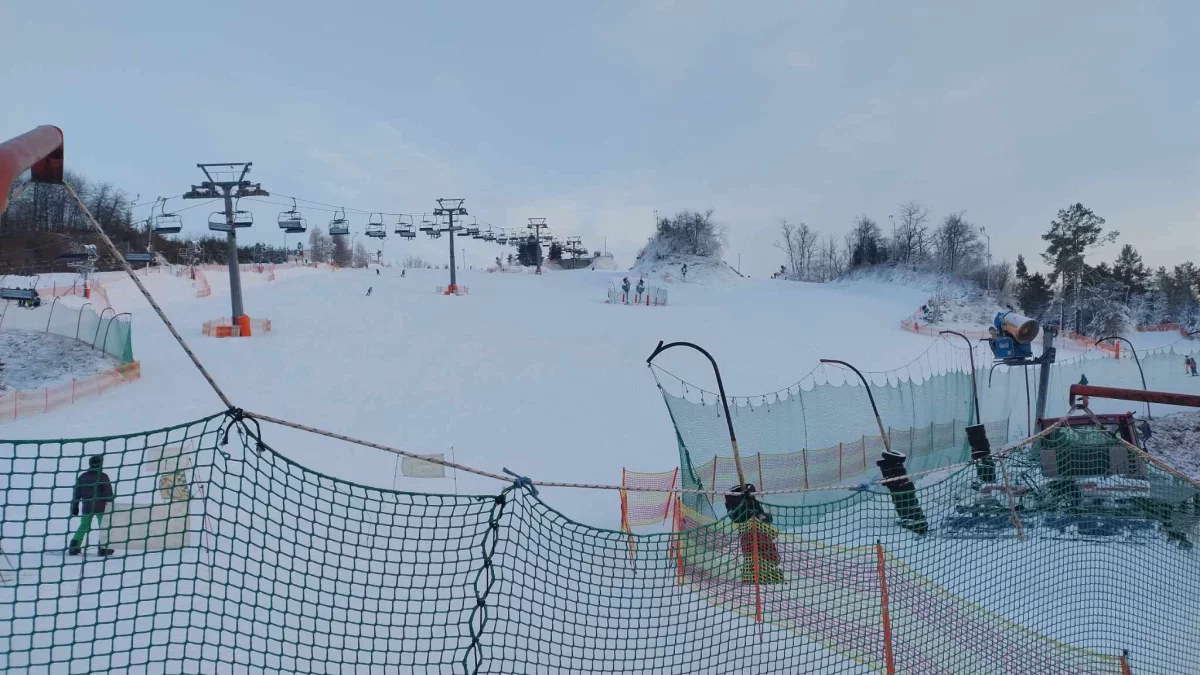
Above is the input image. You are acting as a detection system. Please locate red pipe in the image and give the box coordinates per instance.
[0,125,64,213]
[1070,384,1200,408]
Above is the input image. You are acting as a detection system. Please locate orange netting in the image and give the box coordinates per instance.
[620,467,679,529]
[201,317,272,338]
[0,361,140,422]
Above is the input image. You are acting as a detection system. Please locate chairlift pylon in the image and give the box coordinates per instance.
[153,197,183,235]
[329,207,350,236]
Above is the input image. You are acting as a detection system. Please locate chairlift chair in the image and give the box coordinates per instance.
[366,213,387,239]
[209,211,232,232]
[153,197,183,235]
[394,215,414,235]
[329,207,350,236]
[418,216,435,234]
[278,198,308,233]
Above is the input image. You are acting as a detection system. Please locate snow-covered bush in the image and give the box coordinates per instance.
[637,210,726,261]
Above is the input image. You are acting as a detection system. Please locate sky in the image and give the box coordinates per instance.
[2,1,1198,275]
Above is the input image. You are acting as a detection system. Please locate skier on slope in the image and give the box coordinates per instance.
[635,278,646,304]
[725,484,784,584]
[366,286,373,297]
[69,455,115,556]
[401,269,406,278]
[621,277,631,304]
[681,264,688,282]
[376,268,380,276]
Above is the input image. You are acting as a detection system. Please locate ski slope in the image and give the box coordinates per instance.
[1,264,947,527]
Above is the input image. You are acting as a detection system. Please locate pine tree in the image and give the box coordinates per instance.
[1112,244,1150,302]
[1017,272,1053,319]
[548,241,563,262]
[1015,254,1029,280]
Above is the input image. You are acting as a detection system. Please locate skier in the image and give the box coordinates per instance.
[725,484,784,584]
[681,263,688,282]
[635,277,646,304]
[366,286,373,297]
[1192,357,1198,377]
[376,268,380,276]
[621,277,631,304]
[401,269,406,278]
[69,455,115,556]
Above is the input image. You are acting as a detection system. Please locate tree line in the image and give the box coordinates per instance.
[776,201,1199,335]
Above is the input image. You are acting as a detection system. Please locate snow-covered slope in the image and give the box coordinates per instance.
[0,264,933,527]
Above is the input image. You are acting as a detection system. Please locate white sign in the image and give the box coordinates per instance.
[402,453,447,479]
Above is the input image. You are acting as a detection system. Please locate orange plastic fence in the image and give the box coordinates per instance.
[620,468,679,529]
[0,361,140,423]
[37,279,113,311]
[201,317,272,338]
[1061,331,1118,357]
[1136,323,1194,338]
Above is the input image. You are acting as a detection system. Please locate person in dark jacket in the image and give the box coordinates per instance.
[725,484,784,584]
[69,455,115,556]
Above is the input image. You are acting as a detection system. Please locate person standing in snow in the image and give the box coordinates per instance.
[366,286,373,297]
[635,278,646,304]
[1191,358,1198,377]
[401,269,406,278]
[621,277,631,304]
[70,455,115,556]
[681,264,688,281]
[376,268,380,276]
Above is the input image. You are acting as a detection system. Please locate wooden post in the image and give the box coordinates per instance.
[875,542,896,675]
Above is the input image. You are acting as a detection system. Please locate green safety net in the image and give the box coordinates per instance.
[2,412,1198,673]
[1,301,134,364]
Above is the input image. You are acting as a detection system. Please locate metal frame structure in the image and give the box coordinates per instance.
[527,218,548,274]
[432,198,468,294]
[0,125,64,214]
[182,162,269,324]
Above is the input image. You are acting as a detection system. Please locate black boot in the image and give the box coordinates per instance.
[97,546,114,556]
[68,541,81,556]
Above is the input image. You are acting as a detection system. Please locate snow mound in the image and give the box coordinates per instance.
[0,329,118,390]
[839,267,1007,330]
[1145,411,1200,482]
[587,254,620,271]
[630,252,741,285]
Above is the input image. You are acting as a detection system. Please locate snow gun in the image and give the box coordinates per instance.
[987,311,1039,361]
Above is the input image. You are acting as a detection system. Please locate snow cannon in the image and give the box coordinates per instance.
[988,311,1039,361]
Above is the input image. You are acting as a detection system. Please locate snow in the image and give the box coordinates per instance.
[1145,411,1200,481]
[0,264,935,528]
[0,329,118,391]
[2,262,1199,674]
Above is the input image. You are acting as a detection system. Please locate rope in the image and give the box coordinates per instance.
[64,181,235,409]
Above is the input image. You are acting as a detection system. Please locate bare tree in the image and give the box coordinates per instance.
[894,201,930,269]
[775,220,819,280]
[934,211,982,274]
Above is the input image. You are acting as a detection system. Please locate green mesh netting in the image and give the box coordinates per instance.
[3,412,1198,673]
[1,301,134,363]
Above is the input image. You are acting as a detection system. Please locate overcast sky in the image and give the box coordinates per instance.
[3,2,1197,274]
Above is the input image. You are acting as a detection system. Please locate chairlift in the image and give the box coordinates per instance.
[496,235,508,245]
[394,215,414,235]
[278,198,307,233]
[208,211,231,232]
[366,213,387,239]
[329,207,350,236]
[418,215,435,234]
[153,197,183,235]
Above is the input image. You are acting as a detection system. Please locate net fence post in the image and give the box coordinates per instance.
[997,451,1026,541]
[464,490,510,674]
[875,541,896,675]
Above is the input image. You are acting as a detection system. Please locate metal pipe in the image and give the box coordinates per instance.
[940,331,980,424]
[1096,336,1151,419]
[1069,384,1200,409]
[0,126,64,213]
[75,302,92,340]
[647,341,747,489]
[820,359,891,454]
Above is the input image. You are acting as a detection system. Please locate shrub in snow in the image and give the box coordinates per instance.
[637,210,725,261]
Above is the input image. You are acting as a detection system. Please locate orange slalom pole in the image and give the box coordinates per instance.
[876,542,896,675]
